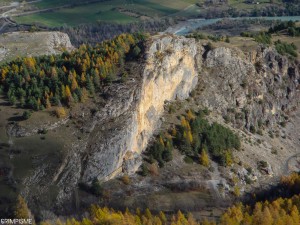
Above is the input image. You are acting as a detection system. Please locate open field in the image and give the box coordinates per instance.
[12,0,199,27]
[2,0,295,28]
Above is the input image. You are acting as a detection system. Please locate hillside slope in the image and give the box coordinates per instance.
[0,32,299,219]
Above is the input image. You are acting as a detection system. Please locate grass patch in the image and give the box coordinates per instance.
[14,0,199,27]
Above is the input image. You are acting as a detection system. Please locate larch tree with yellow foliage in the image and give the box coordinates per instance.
[14,195,30,219]
[200,149,210,167]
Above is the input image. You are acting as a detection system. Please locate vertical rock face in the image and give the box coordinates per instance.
[81,35,198,183]
[134,35,198,155]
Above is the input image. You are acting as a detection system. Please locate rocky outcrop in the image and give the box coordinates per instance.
[195,44,300,131]
[45,32,74,54]
[81,35,198,183]
[0,31,74,63]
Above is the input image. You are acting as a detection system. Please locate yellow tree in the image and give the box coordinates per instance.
[261,207,273,225]
[290,205,299,225]
[39,69,45,78]
[1,67,9,82]
[81,73,86,85]
[81,88,89,103]
[51,67,57,77]
[159,211,167,224]
[50,55,55,64]
[62,66,68,73]
[65,85,73,105]
[181,117,188,128]
[44,94,51,109]
[71,77,78,91]
[14,195,30,219]
[176,210,188,224]
[200,149,210,167]
[187,110,195,121]
[24,57,36,70]
[187,130,193,143]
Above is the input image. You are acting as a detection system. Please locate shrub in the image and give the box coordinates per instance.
[148,163,159,176]
[250,125,256,134]
[271,148,278,154]
[131,46,141,58]
[225,36,230,43]
[223,115,230,123]
[91,178,103,197]
[258,160,268,168]
[240,79,248,88]
[254,32,272,45]
[245,176,253,185]
[140,164,149,176]
[184,156,194,164]
[275,40,298,58]
[233,186,241,197]
[121,175,131,185]
[22,111,31,120]
[186,32,207,40]
[255,61,263,73]
[55,107,67,118]
[257,129,263,136]
[269,131,274,138]
[279,121,287,127]
[206,42,214,51]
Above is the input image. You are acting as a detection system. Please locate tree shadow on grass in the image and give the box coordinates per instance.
[7,116,24,122]
[0,101,10,107]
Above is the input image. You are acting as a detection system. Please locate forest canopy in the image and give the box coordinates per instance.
[0,33,147,110]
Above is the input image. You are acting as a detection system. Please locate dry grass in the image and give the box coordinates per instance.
[0,31,68,64]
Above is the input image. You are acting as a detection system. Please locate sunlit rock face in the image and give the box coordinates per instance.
[82,35,199,183]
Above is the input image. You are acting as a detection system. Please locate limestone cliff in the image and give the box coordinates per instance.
[81,35,198,183]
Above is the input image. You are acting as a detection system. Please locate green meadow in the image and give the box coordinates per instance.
[14,0,199,27]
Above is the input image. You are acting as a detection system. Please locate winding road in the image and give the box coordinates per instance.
[0,1,42,32]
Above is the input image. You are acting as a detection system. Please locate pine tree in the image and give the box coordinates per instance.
[45,97,51,109]
[145,208,152,220]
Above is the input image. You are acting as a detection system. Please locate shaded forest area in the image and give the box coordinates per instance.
[57,18,176,46]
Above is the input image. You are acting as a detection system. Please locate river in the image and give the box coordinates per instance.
[165,16,300,35]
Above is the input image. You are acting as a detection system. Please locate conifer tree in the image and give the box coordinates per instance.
[14,195,30,219]
[200,149,210,167]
